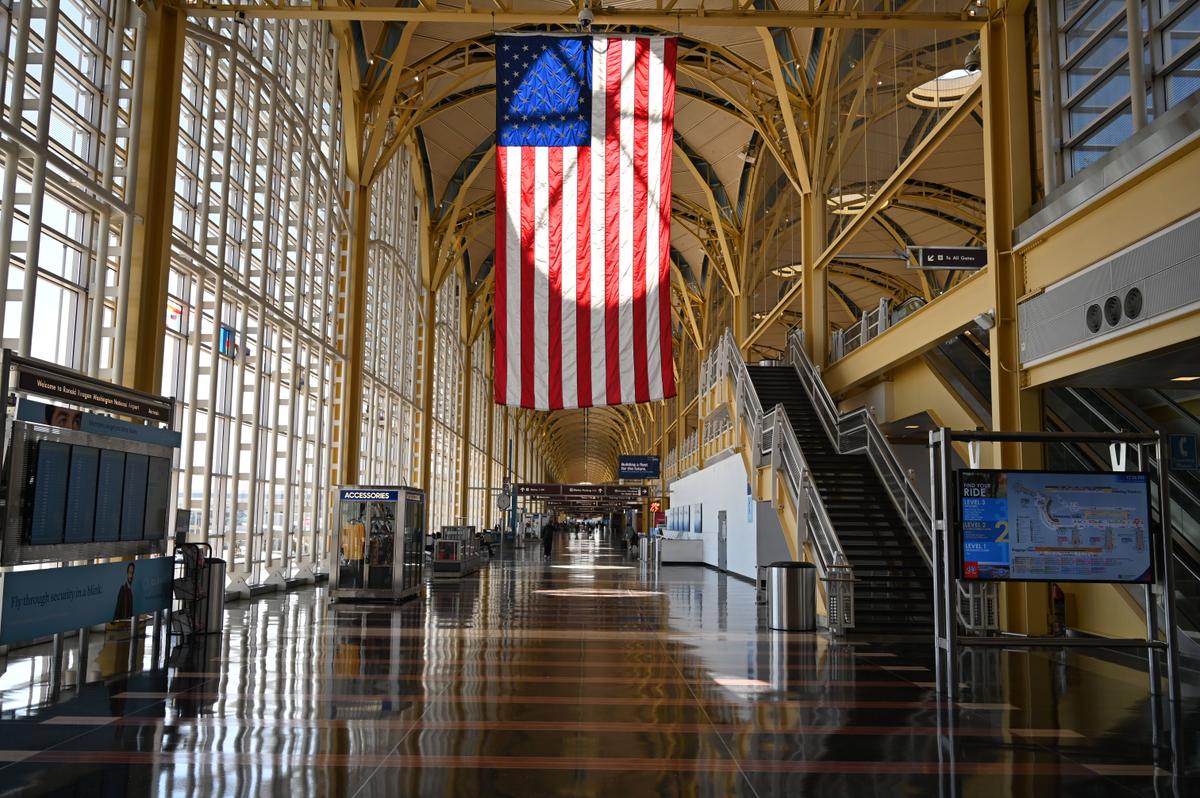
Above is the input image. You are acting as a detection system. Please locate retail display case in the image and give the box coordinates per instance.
[331,486,425,602]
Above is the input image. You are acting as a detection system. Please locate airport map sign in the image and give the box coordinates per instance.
[958,470,1153,583]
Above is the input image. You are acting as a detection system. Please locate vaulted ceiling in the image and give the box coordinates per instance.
[297,0,989,482]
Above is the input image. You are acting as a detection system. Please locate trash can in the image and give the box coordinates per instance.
[643,536,661,569]
[203,558,226,635]
[637,536,649,561]
[767,561,816,631]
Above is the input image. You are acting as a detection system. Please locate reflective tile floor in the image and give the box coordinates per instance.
[1,533,1198,796]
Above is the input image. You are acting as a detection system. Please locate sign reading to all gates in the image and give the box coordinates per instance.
[1170,433,1199,471]
[907,246,987,270]
[618,455,660,480]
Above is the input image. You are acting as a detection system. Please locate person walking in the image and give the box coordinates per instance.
[540,521,554,560]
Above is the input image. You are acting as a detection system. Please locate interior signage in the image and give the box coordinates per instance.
[17,369,170,423]
[907,246,987,270]
[618,455,660,479]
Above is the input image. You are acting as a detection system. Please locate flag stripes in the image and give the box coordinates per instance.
[495,35,676,410]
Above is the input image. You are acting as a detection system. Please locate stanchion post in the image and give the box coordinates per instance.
[75,625,89,689]
[1155,434,1181,707]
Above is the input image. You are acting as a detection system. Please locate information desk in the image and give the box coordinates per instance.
[432,525,482,579]
[660,537,704,564]
[331,486,425,602]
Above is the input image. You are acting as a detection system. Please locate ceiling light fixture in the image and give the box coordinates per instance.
[906,68,980,108]
[1170,375,1200,382]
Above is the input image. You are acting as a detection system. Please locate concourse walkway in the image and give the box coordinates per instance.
[0,532,1196,796]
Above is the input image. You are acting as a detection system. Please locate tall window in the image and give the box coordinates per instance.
[167,17,343,582]
[0,0,143,375]
[1059,0,1200,175]
[360,151,420,487]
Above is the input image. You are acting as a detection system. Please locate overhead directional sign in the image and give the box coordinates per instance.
[907,246,987,270]
[517,483,649,499]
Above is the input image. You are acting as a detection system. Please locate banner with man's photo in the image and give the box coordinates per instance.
[0,557,172,645]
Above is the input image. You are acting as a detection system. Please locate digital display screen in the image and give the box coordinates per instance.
[29,441,70,544]
[64,445,100,543]
[959,470,1153,583]
[93,449,126,542]
[120,454,149,541]
[143,456,171,541]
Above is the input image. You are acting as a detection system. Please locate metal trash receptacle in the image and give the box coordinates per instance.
[637,536,648,561]
[203,558,226,634]
[767,561,816,631]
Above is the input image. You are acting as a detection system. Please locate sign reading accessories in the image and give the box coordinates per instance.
[339,489,401,501]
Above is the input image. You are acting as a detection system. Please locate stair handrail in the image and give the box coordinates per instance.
[786,328,935,569]
[702,329,853,627]
[763,403,849,589]
[703,329,767,464]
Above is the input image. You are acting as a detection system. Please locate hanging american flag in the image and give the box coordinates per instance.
[494,34,676,410]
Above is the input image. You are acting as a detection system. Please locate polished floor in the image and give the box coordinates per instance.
[0,532,1197,796]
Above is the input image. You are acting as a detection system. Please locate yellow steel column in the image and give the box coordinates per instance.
[458,334,474,521]
[483,358,495,527]
[696,344,706,470]
[732,292,750,357]
[418,286,437,495]
[337,186,370,485]
[982,0,1046,634]
[800,190,827,366]
[121,2,185,393]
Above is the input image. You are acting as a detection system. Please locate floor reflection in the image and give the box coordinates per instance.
[0,531,1196,796]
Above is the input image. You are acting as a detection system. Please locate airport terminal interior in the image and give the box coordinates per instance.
[0,0,1199,794]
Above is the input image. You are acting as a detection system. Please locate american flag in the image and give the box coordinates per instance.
[494,34,677,410]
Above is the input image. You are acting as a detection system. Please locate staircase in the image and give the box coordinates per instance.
[747,365,934,634]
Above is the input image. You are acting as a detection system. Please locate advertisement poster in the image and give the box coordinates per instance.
[17,398,181,448]
[959,470,1152,583]
[618,455,660,480]
[0,558,173,645]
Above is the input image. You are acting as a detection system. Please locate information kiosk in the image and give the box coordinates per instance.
[432,525,482,579]
[331,486,425,602]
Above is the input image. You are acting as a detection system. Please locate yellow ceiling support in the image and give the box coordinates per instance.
[185,5,985,31]
[758,28,811,196]
[744,81,983,350]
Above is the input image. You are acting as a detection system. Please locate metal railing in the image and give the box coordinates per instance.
[830,297,890,362]
[787,328,995,628]
[701,329,854,630]
[786,329,934,570]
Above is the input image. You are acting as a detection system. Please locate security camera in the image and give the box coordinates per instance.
[578,1,594,29]
[964,43,981,73]
[974,309,995,331]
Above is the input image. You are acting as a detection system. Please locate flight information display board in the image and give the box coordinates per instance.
[958,469,1153,583]
[23,441,170,546]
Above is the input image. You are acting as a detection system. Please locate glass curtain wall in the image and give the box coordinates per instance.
[1057,0,1200,176]
[359,150,420,488]
[0,0,143,375]
[166,16,343,582]
[428,276,463,533]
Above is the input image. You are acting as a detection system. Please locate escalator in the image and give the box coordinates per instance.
[920,319,1200,654]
